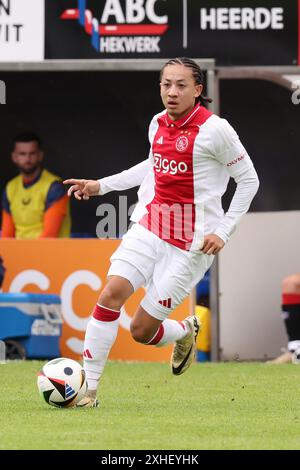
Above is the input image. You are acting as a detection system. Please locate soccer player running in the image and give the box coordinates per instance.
[64,58,259,408]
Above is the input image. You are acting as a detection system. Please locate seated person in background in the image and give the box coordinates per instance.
[270,273,300,364]
[1,132,71,239]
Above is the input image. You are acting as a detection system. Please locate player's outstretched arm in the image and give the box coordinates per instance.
[63,179,100,200]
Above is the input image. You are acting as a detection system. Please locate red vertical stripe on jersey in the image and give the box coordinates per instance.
[140,104,212,251]
[282,293,300,305]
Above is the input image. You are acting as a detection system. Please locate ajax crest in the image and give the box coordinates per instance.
[176,135,189,153]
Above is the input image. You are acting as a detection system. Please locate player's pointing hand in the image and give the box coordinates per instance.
[63,179,101,200]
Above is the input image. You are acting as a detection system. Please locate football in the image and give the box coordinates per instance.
[37,357,87,408]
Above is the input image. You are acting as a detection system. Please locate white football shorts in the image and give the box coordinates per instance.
[107,223,214,321]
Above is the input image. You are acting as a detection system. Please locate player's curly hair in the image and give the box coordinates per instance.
[160,57,213,107]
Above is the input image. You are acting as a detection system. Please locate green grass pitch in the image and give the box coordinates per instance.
[1,360,299,450]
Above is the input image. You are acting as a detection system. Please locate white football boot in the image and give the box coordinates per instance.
[76,390,99,408]
[171,315,200,375]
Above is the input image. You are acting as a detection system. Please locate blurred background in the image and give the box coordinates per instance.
[0,0,299,363]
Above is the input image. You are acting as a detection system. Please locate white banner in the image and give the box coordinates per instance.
[0,0,44,61]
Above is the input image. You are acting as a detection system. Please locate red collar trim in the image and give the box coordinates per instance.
[164,103,201,128]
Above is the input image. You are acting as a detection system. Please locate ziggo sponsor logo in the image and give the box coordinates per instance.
[154,153,188,175]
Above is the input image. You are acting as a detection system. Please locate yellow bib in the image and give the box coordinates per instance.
[6,169,71,239]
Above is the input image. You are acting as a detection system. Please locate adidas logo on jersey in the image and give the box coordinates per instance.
[156,136,164,144]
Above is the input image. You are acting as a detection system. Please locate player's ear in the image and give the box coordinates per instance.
[195,84,203,99]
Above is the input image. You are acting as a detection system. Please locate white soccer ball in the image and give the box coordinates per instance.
[37,357,87,408]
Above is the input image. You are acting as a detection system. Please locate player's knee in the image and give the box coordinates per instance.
[282,274,300,294]
[98,285,123,311]
[130,322,149,344]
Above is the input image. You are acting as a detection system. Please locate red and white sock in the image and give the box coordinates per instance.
[83,304,120,392]
[147,319,188,347]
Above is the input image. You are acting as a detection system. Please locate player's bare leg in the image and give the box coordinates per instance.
[77,275,134,408]
[78,279,200,408]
